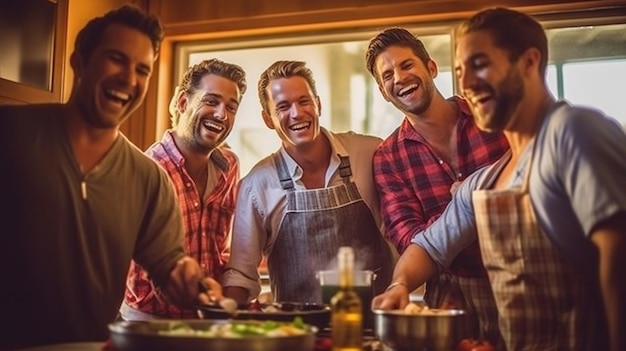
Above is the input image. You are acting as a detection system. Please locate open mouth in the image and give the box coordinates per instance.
[397,83,419,97]
[103,88,131,107]
[289,122,311,132]
[202,120,225,133]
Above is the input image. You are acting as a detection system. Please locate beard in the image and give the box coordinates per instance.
[391,77,436,117]
[475,66,525,132]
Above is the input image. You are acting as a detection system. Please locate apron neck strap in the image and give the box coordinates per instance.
[274,152,295,191]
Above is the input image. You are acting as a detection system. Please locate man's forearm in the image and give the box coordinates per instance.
[390,243,438,291]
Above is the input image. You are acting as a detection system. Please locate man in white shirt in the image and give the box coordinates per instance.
[222,60,396,304]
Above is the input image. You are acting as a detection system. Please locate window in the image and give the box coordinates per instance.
[180,18,625,177]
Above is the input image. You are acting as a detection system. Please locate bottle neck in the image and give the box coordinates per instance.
[339,265,353,289]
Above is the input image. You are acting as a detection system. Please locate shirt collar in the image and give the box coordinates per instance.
[278,127,342,182]
[160,130,231,174]
[397,95,473,143]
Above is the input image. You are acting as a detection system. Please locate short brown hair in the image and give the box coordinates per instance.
[456,7,548,76]
[257,60,318,114]
[365,27,431,83]
[74,4,164,61]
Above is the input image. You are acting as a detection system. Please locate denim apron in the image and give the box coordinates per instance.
[472,114,606,350]
[267,152,394,303]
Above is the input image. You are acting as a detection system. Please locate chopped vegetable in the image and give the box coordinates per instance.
[158,318,311,338]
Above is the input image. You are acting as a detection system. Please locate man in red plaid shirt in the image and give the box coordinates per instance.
[365,28,509,345]
[121,59,246,319]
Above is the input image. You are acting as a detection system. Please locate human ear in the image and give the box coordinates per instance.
[427,59,439,79]
[176,90,188,114]
[261,111,275,130]
[378,85,390,102]
[522,47,541,76]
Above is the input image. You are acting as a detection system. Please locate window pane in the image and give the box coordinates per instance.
[547,23,626,126]
[562,60,626,126]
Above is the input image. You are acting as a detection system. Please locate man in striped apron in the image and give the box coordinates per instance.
[223,60,396,308]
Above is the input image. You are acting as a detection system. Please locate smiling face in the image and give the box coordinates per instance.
[262,76,322,150]
[455,30,525,132]
[175,74,241,153]
[374,45,437,117]
[71,23,155,129]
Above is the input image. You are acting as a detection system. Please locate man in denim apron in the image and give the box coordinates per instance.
[222,60,396,304]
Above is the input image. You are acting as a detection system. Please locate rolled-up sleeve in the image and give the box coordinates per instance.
[412,169,483,271]
[221,179,266,301]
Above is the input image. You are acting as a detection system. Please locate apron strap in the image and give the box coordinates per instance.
[338,155,352,184]
[273,152,295,191]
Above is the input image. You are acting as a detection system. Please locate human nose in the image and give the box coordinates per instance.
[288,103,302,118]
[120,65,138,87]
[214,104,227,120]
[393,67,408,85]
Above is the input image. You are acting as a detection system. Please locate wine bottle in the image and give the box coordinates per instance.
[331,246,362,351]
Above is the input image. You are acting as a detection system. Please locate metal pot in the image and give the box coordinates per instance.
[108,319,316,351]
[373,309,469,351]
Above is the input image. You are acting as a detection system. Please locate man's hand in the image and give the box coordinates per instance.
[164,256,223,307]
[371,282,410,311]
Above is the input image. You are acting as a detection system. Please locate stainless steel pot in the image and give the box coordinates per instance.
[108,319,316,351]
[373,309,469,351]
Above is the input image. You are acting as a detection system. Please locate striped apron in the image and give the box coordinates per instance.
[267,153,394,303]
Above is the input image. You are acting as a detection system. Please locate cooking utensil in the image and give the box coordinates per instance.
[373,308,470,351]
[108,319,316,351]
[197,281,238,316]
[197,301,331,330]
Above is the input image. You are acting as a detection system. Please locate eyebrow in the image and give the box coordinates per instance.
[102,48,153,74]
[201,93,239,106]
[381,58,414,74]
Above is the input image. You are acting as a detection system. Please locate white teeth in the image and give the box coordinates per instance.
[398,83,419,96]
[105,89,130,101]
[203,120,224,131]
[290,122,310,131]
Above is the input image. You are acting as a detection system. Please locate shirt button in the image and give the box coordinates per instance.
[186,182,192,188]
[438,159,444,165]
[194,202,199,207]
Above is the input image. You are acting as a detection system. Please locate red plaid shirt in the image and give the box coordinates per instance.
[125,131,239,318]
[373,96,509,277]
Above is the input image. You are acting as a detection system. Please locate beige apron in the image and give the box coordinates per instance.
[472,136,600,350]
[267,153,394,303]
